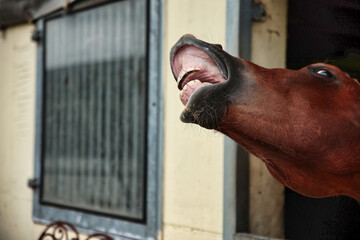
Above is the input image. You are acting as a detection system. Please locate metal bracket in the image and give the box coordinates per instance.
[252,1,266,22]
[28,178,40,189]
[31,29,42,42]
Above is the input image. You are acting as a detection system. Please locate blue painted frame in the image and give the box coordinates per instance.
[32,0,163,239]
[223,1,240,239]
[224,0,252,239]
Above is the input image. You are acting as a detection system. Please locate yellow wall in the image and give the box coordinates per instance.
[162,0,226,239]
[0,24,44,239]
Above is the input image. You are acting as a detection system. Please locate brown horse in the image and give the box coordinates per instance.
[170,34,360,201]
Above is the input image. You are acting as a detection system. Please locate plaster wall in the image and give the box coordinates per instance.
[0,24,45,240]
[162,0,227,239]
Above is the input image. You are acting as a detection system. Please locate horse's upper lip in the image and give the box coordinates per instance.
[170,34,228,84]
[171,44,228,105]
[169,35,230,106]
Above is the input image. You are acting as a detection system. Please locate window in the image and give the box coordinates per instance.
[32,0,163,238]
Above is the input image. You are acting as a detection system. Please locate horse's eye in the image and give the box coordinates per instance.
[316,69,332,78]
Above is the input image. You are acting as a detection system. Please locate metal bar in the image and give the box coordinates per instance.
[137,0,147,218]
[147,0,164,232]
[94,6,105,208]
[120,1,131,212]
[224,0,252,239]
[61,18,69,201]
[71,15,81,205]
[81,8,90,208]
[77,12,86,206]
[111,2,122,209]
[224,0,244,239]
[64,16,74,203]
[86,7,96,207]
[44,21,55,199]
[130,0,140,216]
[103,5,113,209]
[44,69,53,196]
[55,19,64,199]
[110,2,119,209]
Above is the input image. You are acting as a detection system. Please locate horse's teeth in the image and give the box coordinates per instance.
[188,81,195,86]
[177,70,186,82]
[177,67,201,83]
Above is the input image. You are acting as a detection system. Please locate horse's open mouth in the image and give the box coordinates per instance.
[170,44,228,106]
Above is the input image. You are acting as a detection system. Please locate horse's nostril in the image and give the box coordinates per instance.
[214,44,223,50]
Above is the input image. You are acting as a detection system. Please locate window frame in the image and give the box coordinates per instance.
[32,0,163,238]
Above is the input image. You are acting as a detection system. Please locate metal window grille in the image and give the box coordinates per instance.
[41,0,147,220]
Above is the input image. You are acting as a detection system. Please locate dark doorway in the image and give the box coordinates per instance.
[286,0,360,239]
